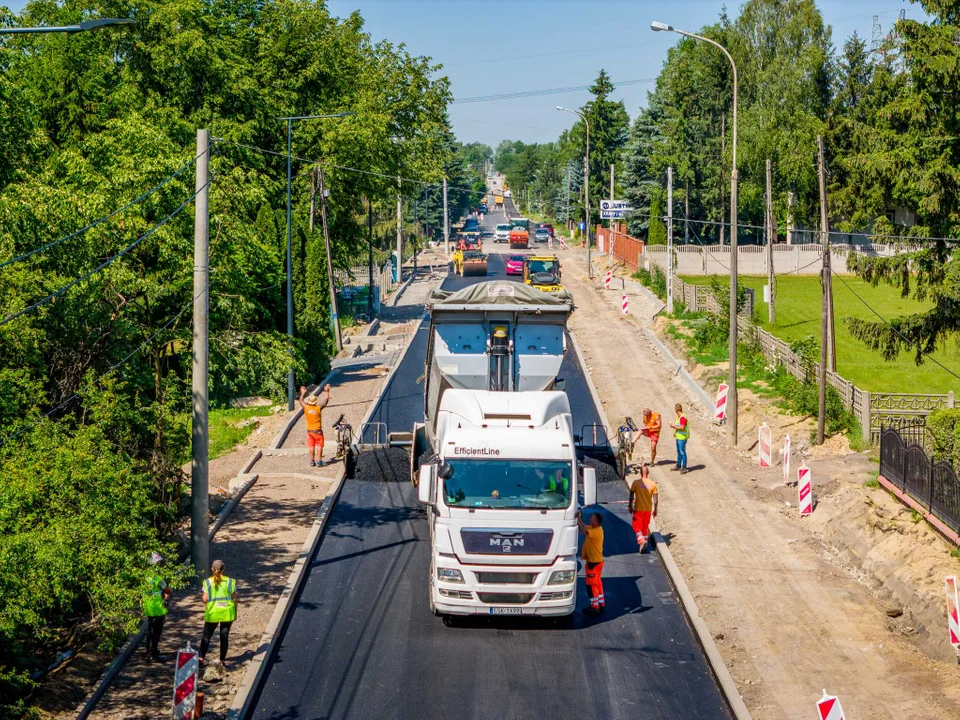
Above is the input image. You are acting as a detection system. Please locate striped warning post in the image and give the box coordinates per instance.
[782,434,791,484]
[558,236,566,249]
[714,383,729,423]
[621,294,628,314]
[946,575,960,654]
[604,270,612,289]
[172,642,198,719]
[817,689,845,720]
[798,466,813,516]
[758,423,772,468]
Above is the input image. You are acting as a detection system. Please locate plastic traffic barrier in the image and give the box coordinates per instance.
[817,689,845,720]
[798,465,813,516]
[946,575,960,656]
[604,270,611,289]
[782,434,791,484]
[758,422,772,468]
[714,383,728,423]
[173,642,198,719]
[621,293,628,314]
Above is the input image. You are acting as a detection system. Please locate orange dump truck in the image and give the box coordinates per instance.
[509,228,529,250]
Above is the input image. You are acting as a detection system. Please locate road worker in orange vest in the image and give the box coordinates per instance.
[300,384,331,467]
[577,509,605,615]
[629,465,659,554]
[638,408,662,465]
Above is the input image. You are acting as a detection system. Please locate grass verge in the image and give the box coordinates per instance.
[209,406,275,460]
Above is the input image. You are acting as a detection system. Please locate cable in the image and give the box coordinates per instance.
[0,181,208,328]
[216,140,487,195]
[833,273,960,381]
[452,77,657,104]
[0,286,207,447]
[0,147,210,270]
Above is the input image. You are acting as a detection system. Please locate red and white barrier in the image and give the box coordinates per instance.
[714,383,728,423]
[781,434,791,484]
[817,690,845,720]
[604,270,612,289]
[558,236,566,249]
[621,294,629,314]
[758,423,772,468]
[173,642,198,719]
[798,466,812,516]
[946,575,960,653]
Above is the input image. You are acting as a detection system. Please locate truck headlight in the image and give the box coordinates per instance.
[437,567,464,584]
[548,570,575,585]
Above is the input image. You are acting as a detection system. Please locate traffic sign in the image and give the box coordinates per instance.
[600,199,629,219]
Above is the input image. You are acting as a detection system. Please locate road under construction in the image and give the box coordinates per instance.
[243,204,733,720]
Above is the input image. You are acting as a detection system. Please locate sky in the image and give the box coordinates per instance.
[325,0,921,148]
[5,0,924,148]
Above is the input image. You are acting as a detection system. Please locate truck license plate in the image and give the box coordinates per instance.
[490,607,523,615]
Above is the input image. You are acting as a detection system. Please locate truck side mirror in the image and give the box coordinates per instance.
[582,466,597,507]
[553,378,566,391]
[418,465,436,504]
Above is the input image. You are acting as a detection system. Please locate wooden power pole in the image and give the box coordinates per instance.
[765,159,776,325]
[816,136,832,445]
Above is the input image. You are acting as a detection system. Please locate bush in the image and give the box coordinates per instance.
[631,265,667,300]
[928,408,960,468]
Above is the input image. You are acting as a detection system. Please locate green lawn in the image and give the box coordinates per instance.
[209,406,275,460]
[679,274,960,394]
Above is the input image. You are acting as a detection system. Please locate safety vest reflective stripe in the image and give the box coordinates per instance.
[674,414,690,440]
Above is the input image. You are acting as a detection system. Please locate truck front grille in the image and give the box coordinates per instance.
[474,572,537,585]
[478,593,534,605]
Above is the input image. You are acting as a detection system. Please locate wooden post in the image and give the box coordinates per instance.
[817,136,829,445]
[720,112,726,246]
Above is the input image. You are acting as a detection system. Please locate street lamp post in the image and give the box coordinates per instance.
[556,106,591,279]
[0,17,134,34]
[652,21,740,446]
[279,112,355,411]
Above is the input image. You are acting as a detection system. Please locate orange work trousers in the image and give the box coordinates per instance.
[632,510,652,547]
[585,561,604,609]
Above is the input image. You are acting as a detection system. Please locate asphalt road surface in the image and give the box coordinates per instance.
[247,207,730,720]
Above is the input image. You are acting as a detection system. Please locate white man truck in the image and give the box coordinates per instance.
[412,282,597,618]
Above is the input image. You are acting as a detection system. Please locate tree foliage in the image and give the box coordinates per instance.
[0,0,460,711]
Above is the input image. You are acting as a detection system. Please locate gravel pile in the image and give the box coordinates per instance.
[581,453,621,484]
[353,446,411,483]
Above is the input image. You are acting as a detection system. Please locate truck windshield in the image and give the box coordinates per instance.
[442,459,572,510]
[527,260,559,275]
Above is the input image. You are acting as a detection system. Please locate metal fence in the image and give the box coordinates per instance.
[334,262,395,319]
[880,423,960,536]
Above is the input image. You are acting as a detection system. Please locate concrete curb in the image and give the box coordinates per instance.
[643,328,715,413]
[269,370,337,450]
[227,465,347,720]
[227,275,432,719]
[210,475,258,539]
[387,272,416,307]
[362,318,381,337]
[650,522,753,720]
[239,449,262,476]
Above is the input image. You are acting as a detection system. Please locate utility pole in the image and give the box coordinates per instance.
[720,112,726,246]
[285,120,295,411]
[667,166,674,313]
[191,128,211,579]
[609,163,615,269]
[817,135,830,445]
[367,198,374,318]
[684,179,690,245]
[565,163,571,230]
[318,168,342,351]
[766,159,776,325]
[443,177,449,255]
[396,177,402,282]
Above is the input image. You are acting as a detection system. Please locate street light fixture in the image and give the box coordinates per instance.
[279,111,356,411]
[651,20,740,446]
[0,17,135,34]
[556,105,592,278]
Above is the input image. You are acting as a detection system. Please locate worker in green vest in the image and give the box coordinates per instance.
[669,403,690,474]
[143,552,172,663]
[199,559,237,666]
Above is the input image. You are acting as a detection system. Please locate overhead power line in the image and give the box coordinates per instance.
[0,147,210,271]
[452,78,657,105]
[0,181,208,328]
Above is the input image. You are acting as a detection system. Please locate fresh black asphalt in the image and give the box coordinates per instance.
[247,208,731,720]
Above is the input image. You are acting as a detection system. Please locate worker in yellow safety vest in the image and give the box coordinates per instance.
[669,403,690,474]
[199,559,237,666]
[143,552,172,662]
